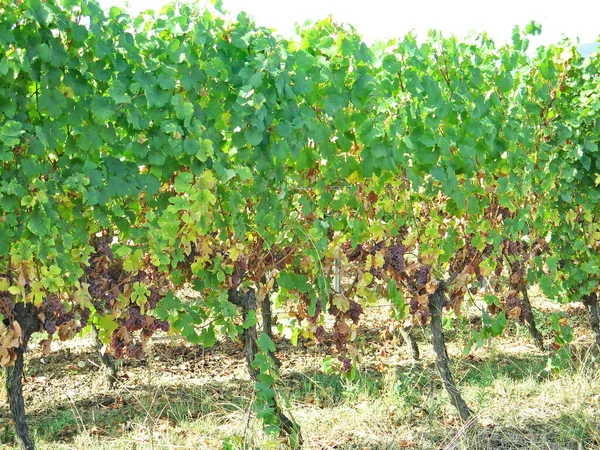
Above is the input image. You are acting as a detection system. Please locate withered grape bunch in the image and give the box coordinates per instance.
[82,232,169,359]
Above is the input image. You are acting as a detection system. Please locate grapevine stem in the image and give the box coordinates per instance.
[91,324,119,389]
[428,286,473,422]
[521,285,545,351]
[232,288,303,448]
[398,326,420,361]
[261,294,281,367]
[6,303,40,450]
[6,348,34,450]
[582,293,600,349]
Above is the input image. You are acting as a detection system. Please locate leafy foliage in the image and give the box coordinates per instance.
[1,0,599,439]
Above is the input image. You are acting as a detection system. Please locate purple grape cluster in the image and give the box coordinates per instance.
[307,299,322,324]
[40,294,72,335]
[369,267,384,281]
[337,355,351,372]
[416,266,430,288]
[314,325,325,343]
[124,306,144,331]
[387,245,405,273]
[328,299,340,317]
[111,335,125,359]
[332,330,347,353]
[146,286,162,309]
[346,243,363,262]
[82,233,170,360]
[128,343,143,359]
[0,292,14,318]
[85,234,121,315]
[372,241,385,253]
[346,301,363,324]
[409,297,419,312]
[420,310,432,325]
[506,240,522,256]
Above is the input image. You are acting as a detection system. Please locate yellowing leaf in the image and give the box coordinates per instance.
[403,231,417,247]
[227,244,244,262]
[373,252,385,269]
[332,293,349,312]
[365,254,373,271]
[346,171,359,183]
[8,286,21,296]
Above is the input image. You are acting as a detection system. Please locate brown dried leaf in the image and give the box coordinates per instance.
[116,326,131,344]
[510,272,522,285]
[417,294,429,306]
[0,347,11,366]
[425,279,439,294]
[507,306,521,320]
[335,319,351,335]
[39,339,52,354]
[12,321,22,339]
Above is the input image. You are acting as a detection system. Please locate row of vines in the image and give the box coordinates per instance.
[0,0,599,448]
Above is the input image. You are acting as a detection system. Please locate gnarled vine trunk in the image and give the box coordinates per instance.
[521,286,545,351]
[91,324,119,389]
[5,303,40,450]
[398,326,420,361]
[229,289,302,448]
[428,287,472,422]
[261,295,281,367]
[582,293,600,348]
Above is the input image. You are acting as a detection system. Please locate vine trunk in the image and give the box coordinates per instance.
[428,287,473,422]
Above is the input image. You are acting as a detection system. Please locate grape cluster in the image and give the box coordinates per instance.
[345,243,363,262]
[110,335,126,359]
[372,241,385,253]
[416,266,430,288]
[124,306,144,330]
[146,288,161,310]
[346,301,363,324]
[262,246,295,271]
[127,342,143,359]
[0,291,14,319]
[419,310,432,325]
[85,233,120,315]
[505,294,524,319]
[78,308,91,328]
[338,355,351,372]
[231,256,248,290]
[409,297,419,312]
[369,267,384,281]
[82,233,170,360]
[386,245,405,274]
[504,240,528,257]
[40,294,73,336]
[332,331,347,353]
[307,298,322,324]
[314,325,325,343]
[328,302,340,317]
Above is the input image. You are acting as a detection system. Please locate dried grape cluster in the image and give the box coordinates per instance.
[386,245,406,274]
[0,290,14,320]
[415,266,429,288]
[39,294,73,336]
[85,233,119,315]
[83,232,169,359]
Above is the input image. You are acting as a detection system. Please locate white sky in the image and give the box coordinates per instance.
[100,0,600,47]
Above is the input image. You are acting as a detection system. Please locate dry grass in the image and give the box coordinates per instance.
[2,295,600,449]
